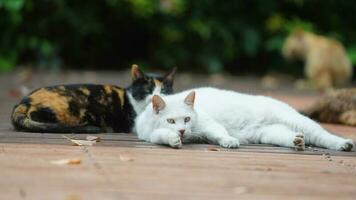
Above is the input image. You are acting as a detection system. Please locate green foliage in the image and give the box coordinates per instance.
[0,0,356,73]
[347,47,356,65]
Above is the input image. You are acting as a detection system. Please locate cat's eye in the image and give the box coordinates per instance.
[167,119,175,124]
[184,117,191,123]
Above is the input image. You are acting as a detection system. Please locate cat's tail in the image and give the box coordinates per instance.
[299,107,318,119]
[299,101,324,120]
[11,103,101,133]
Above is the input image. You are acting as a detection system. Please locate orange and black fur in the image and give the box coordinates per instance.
[302,88,356,126]
[11,65,176,133]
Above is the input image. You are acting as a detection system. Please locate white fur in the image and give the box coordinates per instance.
[127,93,148,115]
[135,93,198,148]
[135,87,354,151]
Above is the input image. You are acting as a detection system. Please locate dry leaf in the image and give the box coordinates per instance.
[69,139,96,146]
[51,159,82,165]
[120,155,135,162]
[62,135,96,146]
[207,147,219,151]
[86,135,101,142]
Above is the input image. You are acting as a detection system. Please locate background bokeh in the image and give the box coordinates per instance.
[1,0,356,76]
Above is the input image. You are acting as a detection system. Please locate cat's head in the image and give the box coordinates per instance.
[282,28,308,60]
[150,91,197,139]
[127,64,177,114]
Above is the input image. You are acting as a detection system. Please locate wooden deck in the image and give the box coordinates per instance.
[1,70,356,200]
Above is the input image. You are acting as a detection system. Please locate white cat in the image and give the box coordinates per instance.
[135,87,354,151]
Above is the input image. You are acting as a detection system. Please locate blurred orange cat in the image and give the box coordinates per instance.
[282,29,352,90]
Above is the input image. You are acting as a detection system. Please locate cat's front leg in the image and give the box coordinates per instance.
[150,128,182,149]
[208,127,240,148]
[196,112,240,148]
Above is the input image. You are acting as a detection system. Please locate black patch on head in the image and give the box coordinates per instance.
[30,107,58,123]
[127,73,174,101]
[148,73,174,95]
[161,79,174,95]
[127,76,155,101]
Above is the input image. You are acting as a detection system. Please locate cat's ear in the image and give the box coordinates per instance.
[164,67,177,82]
[131,64,146,81]
[184,91,195,107]
[292,28,305,40]
[152,95,166,114]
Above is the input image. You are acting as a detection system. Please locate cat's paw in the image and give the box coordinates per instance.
[337,139,354,151]
[219,137,240,148]
[293,134,305,151]
[168,133,182,149]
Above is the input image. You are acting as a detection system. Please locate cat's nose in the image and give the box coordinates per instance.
[179,129,185,137]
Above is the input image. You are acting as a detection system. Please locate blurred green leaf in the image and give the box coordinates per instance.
[289,0,304,7]
[284,18,315,33]
[106,0,119,7]
[243,29,260,57]
[161,26,183,42]
[188,19,211,40]
[347,47,356,65]
[129,0,157,18]
[40,41,54,57]
[0,0,355,74]
[0,0,24,11]
[160,0,186,15]
[206,57,222,74]
[28,37,39,49]
[266,14,285,33]
[265,36,284,52]
[0,57,15,71]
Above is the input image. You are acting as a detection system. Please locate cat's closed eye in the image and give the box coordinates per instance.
[167,119,175,124]
[184,117,191,123]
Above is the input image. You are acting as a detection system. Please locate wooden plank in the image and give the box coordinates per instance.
[1,137,356,157]
[0,143,356,200]
[1,71,356,199]
[0,130,355,156]
[0,132,139,141]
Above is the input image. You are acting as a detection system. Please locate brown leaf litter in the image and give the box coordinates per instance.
[62,135,97,146]
[85,135,101,142]
[51,159,82,165]
[207,147,220,151]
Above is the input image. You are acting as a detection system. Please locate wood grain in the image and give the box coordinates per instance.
[0,71,356,199]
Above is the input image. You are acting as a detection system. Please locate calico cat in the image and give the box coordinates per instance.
[11,65,176,133]
[135,87,354,151]
[302,88,356,126]
[283,29,352,90]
